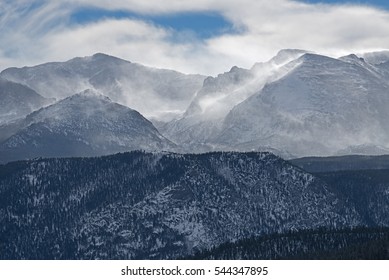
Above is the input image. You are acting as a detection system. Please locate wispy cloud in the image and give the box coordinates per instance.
[1,0,389,75]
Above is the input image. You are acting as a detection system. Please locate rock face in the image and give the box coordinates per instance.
[0,90,175,163]
[0,151,363,259]
[0,78,53,125]
[0,53,205,122]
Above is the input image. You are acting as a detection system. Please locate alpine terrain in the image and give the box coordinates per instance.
[0,49,389,260]
[163,51,389,157]
[0,78,53,125]
[2,50,389,158]
[0,90,174,163]
[0,53,205,122]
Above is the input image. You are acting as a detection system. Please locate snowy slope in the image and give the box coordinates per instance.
[2,50,389,158]
[0,78,53,125]
[0,90,175,163]
[161,49,307,147]
[359,50,389,81]
[213,53,389,157]
[0,53,205,122]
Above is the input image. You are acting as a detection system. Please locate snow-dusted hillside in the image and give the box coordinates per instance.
[0,151,365,259]
[0,53,205,122]
[0,90,175,163]
[0,78,53,125]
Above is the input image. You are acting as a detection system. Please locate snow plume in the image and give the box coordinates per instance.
[1,0,389,75]
[188,49,306,120]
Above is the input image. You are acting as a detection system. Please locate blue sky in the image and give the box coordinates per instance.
[68,0,389,40]
[70,9,234,39]
[303,0,389,8]
[1,0,389,75]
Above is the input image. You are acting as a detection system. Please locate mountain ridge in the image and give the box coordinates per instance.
[2,50,389,158]
[0,90,175,163]
[0,53,206,122]
[0,150,365,259]
[0,78,54,125]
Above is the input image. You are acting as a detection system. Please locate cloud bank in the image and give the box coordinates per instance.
[1,0,389,75]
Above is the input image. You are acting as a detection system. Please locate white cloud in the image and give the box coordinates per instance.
[0,0,389,75]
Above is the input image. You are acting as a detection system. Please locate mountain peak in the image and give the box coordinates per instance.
[0,89,175,162]
[77,88,111,100]
[67,53,128,65]
[271,49,309,65]
[229,66,241,72]
[92,52,110,58]
[338,54,368,66]
[91,52,127,62]
[0,78,53,125]
[0,53,205,122]
[298,53,338,64]
[276,48,309,57]
[61,89,113,106]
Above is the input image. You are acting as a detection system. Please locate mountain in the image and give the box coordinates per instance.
[0,151,363,259]
[161,49,308,148]
[160,50,389,157]
[3,50,389,158]
[209,53,389,157]
[361,50,389,65]
[0,53,205,122]
[0,78,53,125]
[0,90,175,163]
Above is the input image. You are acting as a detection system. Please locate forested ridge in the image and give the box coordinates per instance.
[0,151,387,259]
[188,227,389,260]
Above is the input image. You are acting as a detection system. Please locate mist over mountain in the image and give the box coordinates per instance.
[1,49,389,259]
[0,78,53,125]
[160,50,389,158]
[210,53,389,157]
[161,49,308,149]
[360,50,389,65]
[0,53,205,122]
[1,49,389,160]
[0,90,174,163]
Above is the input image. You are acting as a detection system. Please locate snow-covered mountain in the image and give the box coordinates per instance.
[0,151,365,259]
[0,90,175,163]
[0,53,205,122]
[360,50,389,65]
[212,53,389,157]
[0,78,53,125]
[161,49,307,147]
[160,50,389,158]
[2,50,389,159]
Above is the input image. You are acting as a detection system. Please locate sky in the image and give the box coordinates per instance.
[1,0,389,75]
